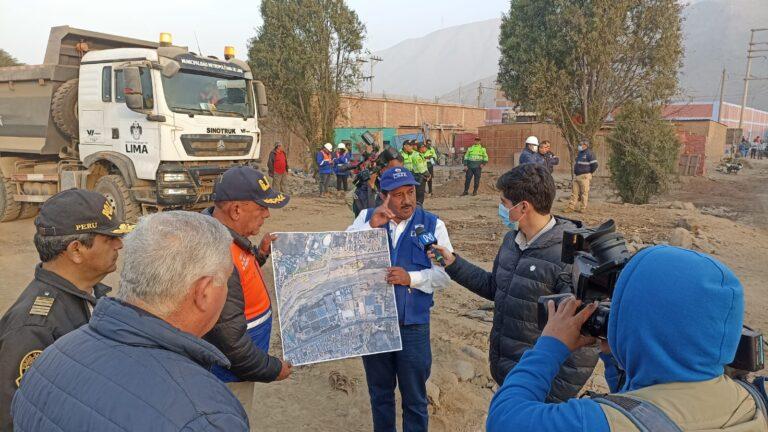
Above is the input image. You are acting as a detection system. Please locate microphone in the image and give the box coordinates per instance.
[414,225,445,267]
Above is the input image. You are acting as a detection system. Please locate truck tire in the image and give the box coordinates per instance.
[94,175,140,223]
[52,79,79,140]
[18,203,40,220]
[0,177,21,222]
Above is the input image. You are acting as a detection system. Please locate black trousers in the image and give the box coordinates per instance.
[464,166,481,193]
[427,164,434,194]
[415,174,427,206]
[336,175,349,191]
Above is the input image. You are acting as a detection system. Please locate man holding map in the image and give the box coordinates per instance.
[348,166,454,432]
[203,166,293,416]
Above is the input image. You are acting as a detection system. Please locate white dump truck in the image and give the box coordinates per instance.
[0,26,267,222]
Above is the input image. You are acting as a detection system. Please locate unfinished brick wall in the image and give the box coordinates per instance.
[338,96,486,131]
[677,132,707,176]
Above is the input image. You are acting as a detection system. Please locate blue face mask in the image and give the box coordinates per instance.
[498,203,520,231]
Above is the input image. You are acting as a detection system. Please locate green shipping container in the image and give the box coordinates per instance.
[334,128,397,155]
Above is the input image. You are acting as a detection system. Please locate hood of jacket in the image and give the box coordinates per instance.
[608,245,743,392]
[89,297,230,369]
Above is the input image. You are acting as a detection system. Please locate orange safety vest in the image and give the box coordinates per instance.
[230,242,271,323]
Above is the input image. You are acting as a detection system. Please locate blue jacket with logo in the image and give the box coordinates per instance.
[574,149,598,175]
[316,150,334,174]
[334,152,351,176]
[12,297,249,431]
[366,206,437,325]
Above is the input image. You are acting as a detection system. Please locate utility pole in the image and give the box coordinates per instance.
[738,28,768,130]
[476,83,497,107]
[368,55,382,94]
[717,68,726,123]
[358,55,383,95]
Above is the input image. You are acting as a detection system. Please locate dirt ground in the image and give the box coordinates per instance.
[0,159,766,431]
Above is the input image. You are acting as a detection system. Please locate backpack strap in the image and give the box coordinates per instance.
[592,394,683,432]
[734,378,768,422]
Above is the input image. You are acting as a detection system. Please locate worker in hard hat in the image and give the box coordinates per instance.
[316,143,334,197]
[334,143,352,192]
[519,136,545,166]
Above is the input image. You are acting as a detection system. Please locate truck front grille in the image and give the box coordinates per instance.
[180,134,253,157]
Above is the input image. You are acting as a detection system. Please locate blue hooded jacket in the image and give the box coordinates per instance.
[486,245,745,432]
[12,298,249,431]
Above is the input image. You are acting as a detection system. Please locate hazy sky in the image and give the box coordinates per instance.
[0,0,509,65]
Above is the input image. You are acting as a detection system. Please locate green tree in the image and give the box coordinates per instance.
[0,49,21,67]
[248,0,365,165]
[608,102,680,204]
[497,0,683,163]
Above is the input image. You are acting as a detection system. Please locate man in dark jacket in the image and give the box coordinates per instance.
[567,139,598,212]
[204,166,292,414]
[430,164,598,402]
[0,189,130,430]
[12,211,249,431]
[518,136,545,166]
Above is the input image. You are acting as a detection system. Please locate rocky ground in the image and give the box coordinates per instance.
[0,159,766,431]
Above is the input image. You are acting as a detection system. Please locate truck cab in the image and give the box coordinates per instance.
[0,27,268,222]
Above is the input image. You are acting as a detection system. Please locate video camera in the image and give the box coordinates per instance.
[535,219,765,375]
[536,220,630,338]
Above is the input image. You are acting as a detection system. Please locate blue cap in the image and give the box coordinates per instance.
[379,167,419,192]
[213,166,290,208]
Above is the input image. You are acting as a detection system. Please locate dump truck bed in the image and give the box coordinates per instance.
[0,26,158,155]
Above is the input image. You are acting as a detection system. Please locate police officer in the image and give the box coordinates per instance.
[0,189,131,429]
[422,139,438,195]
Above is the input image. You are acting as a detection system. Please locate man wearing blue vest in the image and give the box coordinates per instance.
[347,166,453,432]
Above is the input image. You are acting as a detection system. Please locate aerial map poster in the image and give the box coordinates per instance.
[271,229,402,366]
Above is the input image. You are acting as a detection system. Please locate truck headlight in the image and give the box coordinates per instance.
[162,188,193,195]
[162,173,190,182]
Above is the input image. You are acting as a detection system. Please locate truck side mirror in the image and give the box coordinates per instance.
[123,67,144,111]
[161,61,180,78]
[255,80,268,119]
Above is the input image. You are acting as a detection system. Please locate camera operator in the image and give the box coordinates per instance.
[486,245,768,432]
[351,146,403,216]
[429,163,598,402]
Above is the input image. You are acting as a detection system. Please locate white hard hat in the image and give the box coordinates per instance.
[525,136,539,146]
[323,143,333,151]
[337,143,346,149]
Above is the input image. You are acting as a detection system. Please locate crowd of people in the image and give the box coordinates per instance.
[1,139,766,431]
[738,135,766,160]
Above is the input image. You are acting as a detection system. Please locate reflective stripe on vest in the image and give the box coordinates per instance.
[230,243,271,320]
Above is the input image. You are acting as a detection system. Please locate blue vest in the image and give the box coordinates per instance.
[365,206,438,325]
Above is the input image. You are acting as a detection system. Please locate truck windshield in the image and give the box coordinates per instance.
[161,72,254,118]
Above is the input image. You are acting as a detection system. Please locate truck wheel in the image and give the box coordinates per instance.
[18,203,40,220]
[52,79,79,140]
[94,175,140,223]
[0,177,21,222]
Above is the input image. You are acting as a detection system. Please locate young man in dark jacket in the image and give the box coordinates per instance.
[430,163,598,402]
[12,211,249,431]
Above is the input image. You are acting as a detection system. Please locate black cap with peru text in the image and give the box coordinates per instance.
[212,166,290,208]
[35,189,134,237]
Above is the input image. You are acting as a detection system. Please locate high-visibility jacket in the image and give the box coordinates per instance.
[422,147,438,165]
[401,150,415,171]
[464,143,489,168]
[202,207,282,383]
[411,151,429,174]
